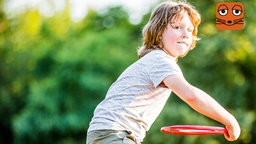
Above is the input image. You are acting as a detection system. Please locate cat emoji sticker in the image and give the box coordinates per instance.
[216,2,244,30]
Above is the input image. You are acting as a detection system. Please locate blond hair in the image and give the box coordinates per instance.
[137,1,201,58]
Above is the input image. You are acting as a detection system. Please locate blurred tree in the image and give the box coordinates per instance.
[0,0,27,143]
[0,4,140,144]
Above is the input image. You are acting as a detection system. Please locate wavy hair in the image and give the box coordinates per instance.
[137,1,201,58]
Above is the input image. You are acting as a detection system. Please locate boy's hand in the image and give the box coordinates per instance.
[224,119,241,141]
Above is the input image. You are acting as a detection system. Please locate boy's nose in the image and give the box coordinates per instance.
[182,31,189,38]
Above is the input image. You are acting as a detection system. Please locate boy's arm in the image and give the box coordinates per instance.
[163,74,240,141]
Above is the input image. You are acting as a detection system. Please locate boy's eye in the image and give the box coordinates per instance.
[170,24,182,29]
[187,29,193,32]
[174,26,182,29]
[170,23,194,33]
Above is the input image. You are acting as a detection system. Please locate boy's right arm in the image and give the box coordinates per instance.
[163,74,240,141]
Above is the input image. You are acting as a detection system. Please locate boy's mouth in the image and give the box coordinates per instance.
[177,41,188,47]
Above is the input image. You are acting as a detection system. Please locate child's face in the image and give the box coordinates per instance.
[161,13,194,58]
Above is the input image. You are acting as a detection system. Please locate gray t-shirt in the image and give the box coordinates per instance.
[88,50,183,141]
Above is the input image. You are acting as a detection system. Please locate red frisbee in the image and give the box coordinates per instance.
[161,125,227,135]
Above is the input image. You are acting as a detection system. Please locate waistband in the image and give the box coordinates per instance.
[87,129,141,144]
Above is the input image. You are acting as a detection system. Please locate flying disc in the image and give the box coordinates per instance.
[161,125,227,135]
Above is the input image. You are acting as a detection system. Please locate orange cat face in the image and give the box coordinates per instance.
[216,2,244,30]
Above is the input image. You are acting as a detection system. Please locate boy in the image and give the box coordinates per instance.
[86,1,240,143]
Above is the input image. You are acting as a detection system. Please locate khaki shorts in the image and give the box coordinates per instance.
[86,130,141,144]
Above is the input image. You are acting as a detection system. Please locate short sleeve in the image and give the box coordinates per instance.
[146,50,183,87]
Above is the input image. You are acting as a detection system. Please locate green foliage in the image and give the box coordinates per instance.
[0,0,255,144]
[0,4,139,144]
